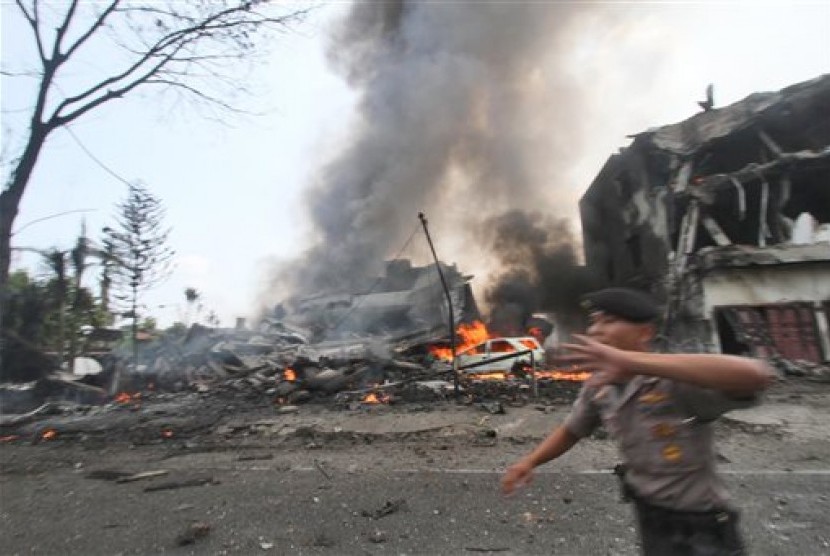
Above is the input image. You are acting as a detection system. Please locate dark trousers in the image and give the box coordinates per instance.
[632,498,745,556]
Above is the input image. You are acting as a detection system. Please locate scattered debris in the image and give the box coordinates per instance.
[144,476,218,492]
[361,498,407,520]
[367,529,387,544]
[313,459,332,481]
[115,470,170,483]
[174,521,211,546]
[237,453,274,462]
[86,469,135,481]
[478,401,505,415]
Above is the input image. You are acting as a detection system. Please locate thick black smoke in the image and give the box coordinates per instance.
[481,210,599,335]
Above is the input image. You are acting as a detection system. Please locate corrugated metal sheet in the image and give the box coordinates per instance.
[765,303,822,362]
[720,303,824,363]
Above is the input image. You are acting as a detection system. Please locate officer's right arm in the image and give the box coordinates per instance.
[501,385,599,496]
[501,426,580,495]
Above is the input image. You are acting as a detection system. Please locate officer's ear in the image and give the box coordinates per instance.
[636,322,657,345]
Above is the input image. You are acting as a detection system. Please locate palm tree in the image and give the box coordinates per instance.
[67,225,92,372]
[42,248,68,365]
[184,287,201,326]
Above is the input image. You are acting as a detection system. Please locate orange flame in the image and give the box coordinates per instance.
[161,428,174,439]
[535,369,591,382]
[429,320,492,361]
[41,429,57,441]
[284,368,297,382]
[464,368,589,382]
[362,391,391,404]
[0,435,20,443]
[468,372,508,381]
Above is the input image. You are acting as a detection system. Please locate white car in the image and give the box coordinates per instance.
[456,336,545,374]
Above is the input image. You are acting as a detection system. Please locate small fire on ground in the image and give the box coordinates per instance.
[467,369,591,382]
[362,391,392,404]
[114,392,141,404]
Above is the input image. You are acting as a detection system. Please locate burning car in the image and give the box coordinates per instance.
[455,336,545,374]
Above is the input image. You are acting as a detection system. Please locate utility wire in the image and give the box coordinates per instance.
[51,81,133,188]
[61,124,134,188]
[329,222,421,333]
[12,208,97,236]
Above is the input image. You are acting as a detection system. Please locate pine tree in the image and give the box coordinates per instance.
[103,183,175,368]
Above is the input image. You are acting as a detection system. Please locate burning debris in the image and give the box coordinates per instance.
[0,267,592,446]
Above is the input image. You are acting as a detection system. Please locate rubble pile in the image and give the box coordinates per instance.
[0,320,585,423]
[770,356,830,383]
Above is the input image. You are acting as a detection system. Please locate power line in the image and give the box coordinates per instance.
[50,81,134,188]
[12,208,97,236]
[61,124,134,188]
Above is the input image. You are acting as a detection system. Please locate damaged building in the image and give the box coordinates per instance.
[580,74,830,362]
[263,259,480,352]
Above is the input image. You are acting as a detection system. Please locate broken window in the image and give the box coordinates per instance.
[490,340,517,354]
[716,303,825,363]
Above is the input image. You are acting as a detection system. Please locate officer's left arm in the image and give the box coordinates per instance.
[671,379,763,421]
[624,351,775,397]
[560,335,775,397]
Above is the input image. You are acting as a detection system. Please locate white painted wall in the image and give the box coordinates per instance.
[702,263,830,358]
[703,264,830,308]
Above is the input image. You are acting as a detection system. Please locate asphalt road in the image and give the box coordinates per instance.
[2,381,830,555]
[2,451,829,556]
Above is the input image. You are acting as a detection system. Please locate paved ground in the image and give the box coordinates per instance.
[1,378,829,555]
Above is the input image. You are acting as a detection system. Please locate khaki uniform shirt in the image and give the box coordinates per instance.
[564,375,758,512]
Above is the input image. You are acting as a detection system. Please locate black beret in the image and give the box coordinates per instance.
[581,288,661,323]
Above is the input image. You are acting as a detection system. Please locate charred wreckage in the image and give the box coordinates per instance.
[2,76,829,438]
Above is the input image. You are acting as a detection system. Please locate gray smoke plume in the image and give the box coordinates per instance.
[265,1,613,320]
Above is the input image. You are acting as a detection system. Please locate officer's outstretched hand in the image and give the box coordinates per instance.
[557,334,634,387]
[501,459,534,496]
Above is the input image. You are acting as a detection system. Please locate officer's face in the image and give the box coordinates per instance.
[586,311,654,351]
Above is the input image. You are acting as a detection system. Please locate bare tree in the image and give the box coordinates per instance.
[103,182,175,368]
[0,0,309,286]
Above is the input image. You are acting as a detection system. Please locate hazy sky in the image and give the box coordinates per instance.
[2,1,829,328]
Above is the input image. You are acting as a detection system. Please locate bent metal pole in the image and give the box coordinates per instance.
[417,212,459,400]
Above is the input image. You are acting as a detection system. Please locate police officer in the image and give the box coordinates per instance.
[501,287,775,556]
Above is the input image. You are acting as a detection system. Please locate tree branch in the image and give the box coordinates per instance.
[14,0,47,63]
[49,11,242,120]
[143,78,245,114]
[51,0,80,63]
[62,0,120,61]
[51,39,189,127]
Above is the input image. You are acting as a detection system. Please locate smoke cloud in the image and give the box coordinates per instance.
[481,210,599,335]
[264,1,623,325]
